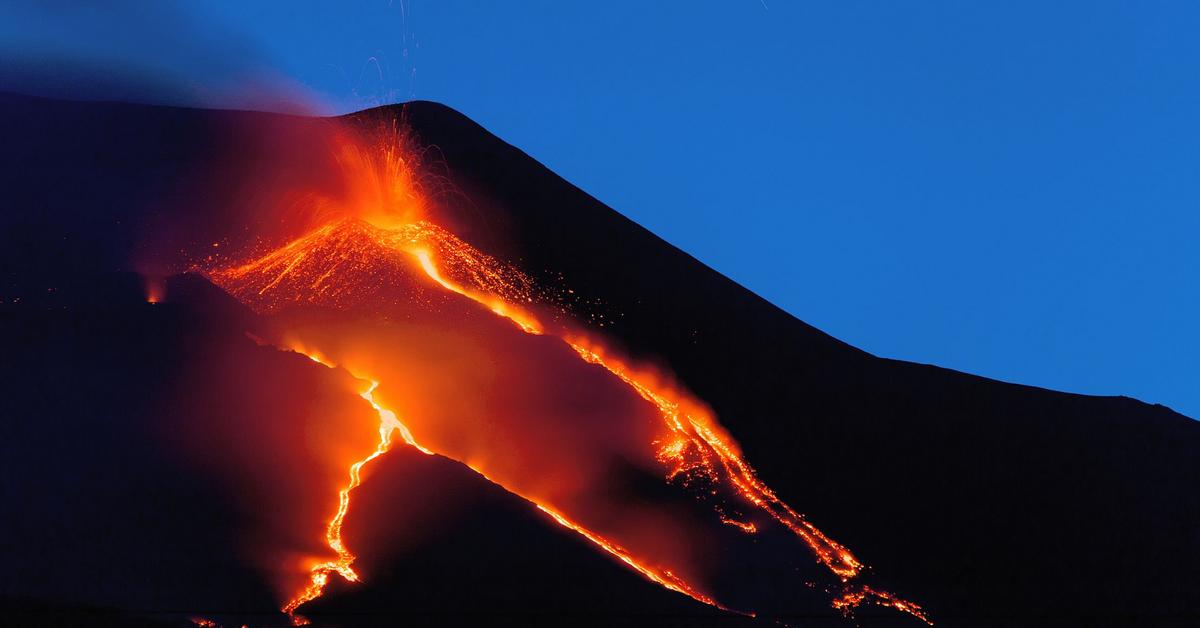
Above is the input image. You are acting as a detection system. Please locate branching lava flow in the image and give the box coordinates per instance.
[206,124,931,625]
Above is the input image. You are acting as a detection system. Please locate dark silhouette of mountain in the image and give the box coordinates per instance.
[385,100,1200,627]
[0,92,1196,627]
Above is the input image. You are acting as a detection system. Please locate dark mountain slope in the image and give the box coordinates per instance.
[0,93,1195,626]
[375,101,1200,626]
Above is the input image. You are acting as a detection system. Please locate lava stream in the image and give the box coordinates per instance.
[278,351,429,625]
[401,229,931,624]
[536,505,729,611]
[268,344,736,622]
[211,218,931,624]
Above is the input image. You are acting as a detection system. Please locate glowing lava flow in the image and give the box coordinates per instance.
[272,347,738,619]
[196,103,935,622]
[210,217,931,624]
[536,505,728,611]
[566,339,864,575]
[833,586,929,622]
[395,228,930,624]
[279,352,431,625]
[411,248,543,335]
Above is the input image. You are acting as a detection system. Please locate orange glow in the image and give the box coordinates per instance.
[324,121,429,230]
[833,585,932,625]
[250,330,733,620]
[277,349,433,625]
[537,504,734,613]
[252,336,733,621]
[400,240,928,621]
[144,275,164,304]
[279,377,393,623]
[564,336,868,579]
[718,515,757,534]
[204,121,930,624]
[411,247,543,334]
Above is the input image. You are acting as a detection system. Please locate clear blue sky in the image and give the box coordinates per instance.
[3,2,1197,418]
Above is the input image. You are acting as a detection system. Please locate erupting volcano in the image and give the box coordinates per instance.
[202,122,928,624]
[3,93,1197,628]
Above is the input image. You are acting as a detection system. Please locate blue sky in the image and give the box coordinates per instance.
[4,2,1197,418]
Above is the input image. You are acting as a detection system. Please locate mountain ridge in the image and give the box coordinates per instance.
[0,93,1195,626]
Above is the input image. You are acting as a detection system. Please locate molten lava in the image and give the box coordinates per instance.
[204,120,930,625]
[276,349,432,625]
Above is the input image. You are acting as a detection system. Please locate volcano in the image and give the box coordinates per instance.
[0,92,1196,628]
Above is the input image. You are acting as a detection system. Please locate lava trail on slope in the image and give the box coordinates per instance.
[203,120,929,625]
[5,92,1198,628]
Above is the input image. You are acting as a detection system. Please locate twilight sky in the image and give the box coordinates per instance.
[2,1,1196,418]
